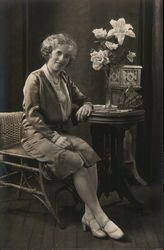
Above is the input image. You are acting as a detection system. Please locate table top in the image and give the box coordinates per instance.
[88,107,145,126]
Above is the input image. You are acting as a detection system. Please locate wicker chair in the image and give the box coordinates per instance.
[0,112,79,228]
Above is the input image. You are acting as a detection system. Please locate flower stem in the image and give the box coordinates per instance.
[104,68,112,109]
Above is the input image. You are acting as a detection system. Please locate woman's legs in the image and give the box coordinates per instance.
[73,167,124,239]
[73,167,109,226]
[84,164,98,219]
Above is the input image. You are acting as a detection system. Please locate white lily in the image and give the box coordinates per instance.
[107,18,135,45]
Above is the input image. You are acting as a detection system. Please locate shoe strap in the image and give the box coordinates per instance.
[103,220,119,234]
[89,218,101,231]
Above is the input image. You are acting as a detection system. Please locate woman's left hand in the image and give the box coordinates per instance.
[76,103,92,121]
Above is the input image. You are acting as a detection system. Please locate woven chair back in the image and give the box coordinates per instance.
[0,112,23,149]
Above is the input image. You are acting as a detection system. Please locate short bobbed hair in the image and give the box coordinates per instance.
[40,33,78,62]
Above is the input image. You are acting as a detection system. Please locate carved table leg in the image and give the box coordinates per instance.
[123,127,147,186]
[90,125,112,197]
[90,124,143,207]
[112,128,143,206]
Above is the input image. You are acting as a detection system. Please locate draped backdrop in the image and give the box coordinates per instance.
[0,0,163,182]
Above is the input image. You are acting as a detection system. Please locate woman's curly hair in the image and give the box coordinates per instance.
[40,33,78,62]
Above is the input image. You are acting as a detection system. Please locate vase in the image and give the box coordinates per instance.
[104,67,114,110]
[105,75,113,109]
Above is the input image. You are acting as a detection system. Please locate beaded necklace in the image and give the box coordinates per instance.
[46,64,61,86]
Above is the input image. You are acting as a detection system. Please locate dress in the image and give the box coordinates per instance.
[21,65,100,179]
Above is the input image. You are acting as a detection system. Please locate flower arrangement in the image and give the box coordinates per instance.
[90,18,137,108]
[90,18,136,73]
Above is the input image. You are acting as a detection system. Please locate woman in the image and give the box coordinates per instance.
[21,33,124,240]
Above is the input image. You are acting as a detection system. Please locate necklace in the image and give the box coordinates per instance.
[46,64,60,85]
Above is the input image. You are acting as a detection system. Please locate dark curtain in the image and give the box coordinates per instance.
[136,0,163,182]
[0,0,25,111]
[0,0,163,182]
[151,0,163,182]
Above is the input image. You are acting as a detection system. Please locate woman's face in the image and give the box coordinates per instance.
[47,44,72,73]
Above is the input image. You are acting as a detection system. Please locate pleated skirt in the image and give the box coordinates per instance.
[21,132,100,180]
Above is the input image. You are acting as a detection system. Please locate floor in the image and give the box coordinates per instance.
[0,182,163,250]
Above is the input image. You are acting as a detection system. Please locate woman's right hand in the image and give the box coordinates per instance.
[55,136,72,149]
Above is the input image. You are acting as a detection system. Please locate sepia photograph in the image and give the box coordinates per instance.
[0,0,163,249]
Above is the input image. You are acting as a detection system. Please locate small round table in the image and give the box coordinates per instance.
[88,109,145,205]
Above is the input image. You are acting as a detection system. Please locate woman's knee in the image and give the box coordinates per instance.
[92,163,97,168]
[87,164,97,173]
[74,166,88,178]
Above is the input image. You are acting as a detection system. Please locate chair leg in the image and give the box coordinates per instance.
[17,158,26,199]
[38,162,65,229]
[17,171,24,199]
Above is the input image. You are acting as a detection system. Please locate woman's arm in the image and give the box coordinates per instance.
[71,79,92,107]
[67,74,93,121]
[61,72,91,107]
[23,73,60,142]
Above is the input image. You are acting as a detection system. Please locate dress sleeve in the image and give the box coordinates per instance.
[23,73,60,142]
[66,74,92,107]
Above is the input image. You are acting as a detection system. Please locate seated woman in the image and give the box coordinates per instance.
[21,33,124,240]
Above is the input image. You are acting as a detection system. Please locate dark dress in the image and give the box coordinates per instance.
[21,66,100,179]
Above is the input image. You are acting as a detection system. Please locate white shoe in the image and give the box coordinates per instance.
[81,215,106,238]
[102,220,124,240]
